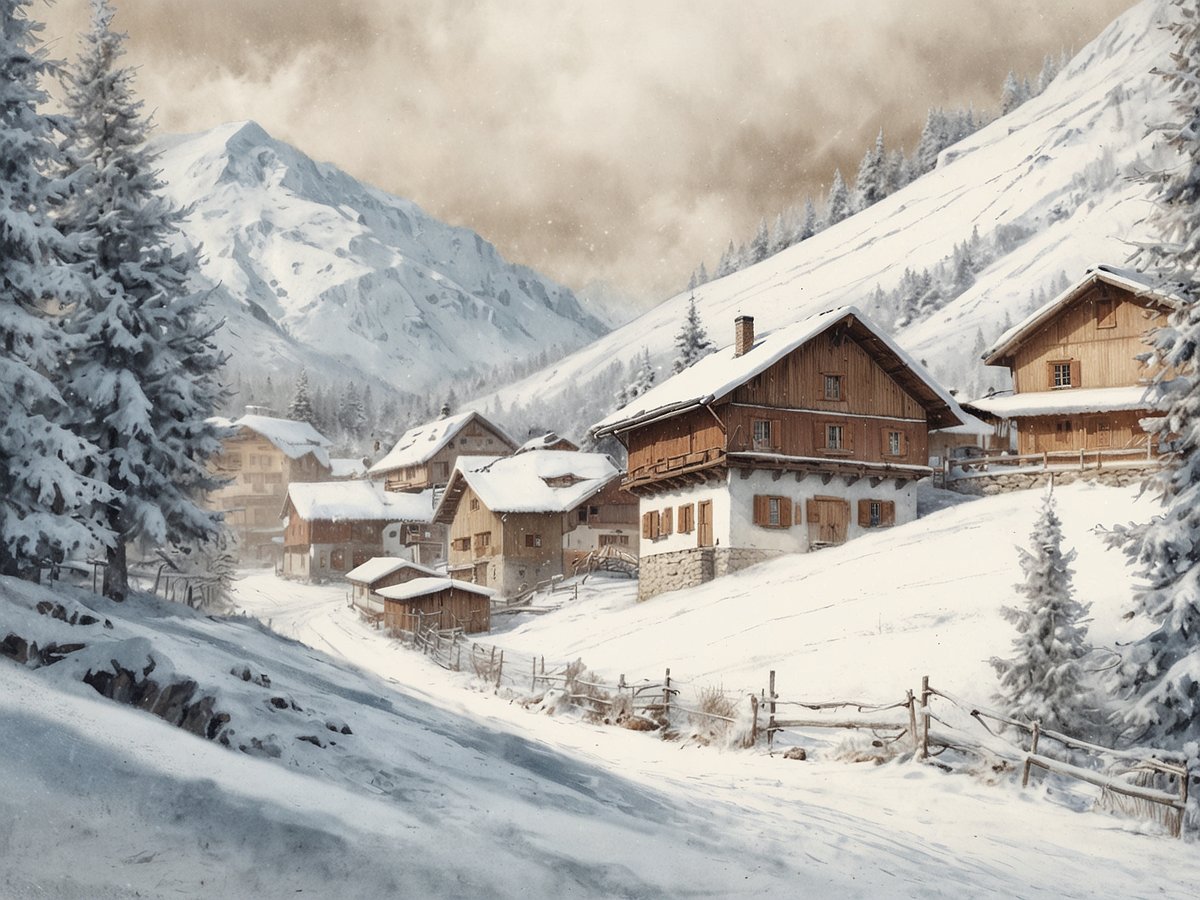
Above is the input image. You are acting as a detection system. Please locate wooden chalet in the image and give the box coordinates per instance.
[591,307,964,600]
[367,408,517,492]
[516,432,580,454]
[208,414,332,563]
[281,481,438,581]
[971,265,1170,458]
[344,556,439,618]
[377,577,494,635]
[434,450,636,597]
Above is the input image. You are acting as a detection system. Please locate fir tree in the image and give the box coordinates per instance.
[672,295,715,373]
[696,261,709,285]
[885,147,909,195]
[1000,71,1025,114]
[749,217,770,264]
[991,487,1097,736]
[825,169,850,227]
[58,0,226,600]
[796,198,817,242]
[768,213,789,256]
[623,348,656,401]
[1109,0,1200,748]
[0,0,110,578]
[716,240,736,277]
[288,368,316,426]
[914,108,946,175]
[854,129,886,211]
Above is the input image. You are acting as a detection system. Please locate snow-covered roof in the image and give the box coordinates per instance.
[344,557,439,585]
[368,411,516,477]
[375,576,496,601]
[931,407,997,436]
[284,482,437,523]
[329,457,368,479]
[436,451,621,522]
[516,432,578,454]
[967,385,1155,418]
[983,265,1177,366]
[233,414,332,468]
[591,306,963,435]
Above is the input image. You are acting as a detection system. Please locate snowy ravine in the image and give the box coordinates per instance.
[149,120,609,394]
[469,0,1176,432]
[3,483,1196,897]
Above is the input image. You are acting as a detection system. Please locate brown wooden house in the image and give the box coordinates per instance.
[208,414,332,562]
[972,265,1171,457]
[367,408,517,492]
[591,307,964,600]
[344,557,440,617]
[434,450,635,597]
[281,481,438,581]
[377,577,494,635]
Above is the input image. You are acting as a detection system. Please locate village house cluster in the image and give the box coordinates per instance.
[208,263,1171,621]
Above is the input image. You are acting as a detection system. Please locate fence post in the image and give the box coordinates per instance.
[1022,721,1040,788]
[750,694,759,745]
[920,675,930,760]
[907,689,918,754]
[768,670,777,751]
[1042,451,1048,470]
[531,657,537,694]
[1177,767,1190,839]
[496,650,504,692]
[663,668,671,722]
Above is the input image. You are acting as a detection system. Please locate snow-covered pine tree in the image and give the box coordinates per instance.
[991,486,1097,736]
[1037,53,1060,94]
[716,241,736,277]
[696,261,709,286]
[749,217,769,264]
[885,147,909,195]
[622,348,656,401]
[768,213,789,256]
[58,0,226,600]
[0,0,111,578]
[288,368,316,426]
[854,129,886,211]
[825,169,850,227]
[914,107,946,175]
[796,198,817,242]
[672,295,715,373]
[1107,0,1200,749]
[340,381,366,434]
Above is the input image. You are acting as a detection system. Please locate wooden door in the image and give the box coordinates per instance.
[806,496,849,547]
[697,500,713,547]
[473,561,488,586]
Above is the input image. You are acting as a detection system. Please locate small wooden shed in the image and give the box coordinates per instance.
[344,557,439,616]
[376,577,494,635]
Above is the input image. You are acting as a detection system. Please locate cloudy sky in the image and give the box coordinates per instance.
[42,1,1136,304]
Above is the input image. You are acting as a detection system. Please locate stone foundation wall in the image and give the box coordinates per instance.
[638,546,783,601]
[948,464,1158,496]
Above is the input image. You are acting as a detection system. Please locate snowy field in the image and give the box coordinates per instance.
[3,481,1198,898]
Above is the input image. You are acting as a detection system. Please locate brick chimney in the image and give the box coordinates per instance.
[734,315,755,357]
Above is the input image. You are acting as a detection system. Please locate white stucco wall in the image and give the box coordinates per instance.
[640,470,919,559]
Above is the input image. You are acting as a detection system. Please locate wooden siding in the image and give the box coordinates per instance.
[1017,410,1154,455]
[383,587,490,634]
[731,332,926,419]
[625,407,725,482]
[724,404,929,465]
[564,480,639,530]
[383,417,516,491]
[447,485,506,572]
[1009,286,1162,393]
[445,485,565,577]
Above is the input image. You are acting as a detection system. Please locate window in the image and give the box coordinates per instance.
[857,498,896,528]
[752,494,792,529]
[1093,419,1112,448]
[1048,359,1079,390]
[752,419,774,450]
[474,531,492,552]
[524,534,542,548]
[599,534,630,547]
[642,510,662,539]
[883,429,906,457]
[589,505,600,517]
[1055,420,1073,444]
[826,424,844,451]
[678,503,694,533]
[451,537,470,552]
[435,462,450,480]
[577,508,588,523]
[470,497,480,511]
[319,552,328,568]
[1096,297,1117,329]
[823,374,843,401]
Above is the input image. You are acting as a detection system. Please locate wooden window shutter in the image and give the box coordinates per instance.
[651,511,661,539]
[642,512,653,539]
[1045,361,1055,389]
[857,498,871,527]
[805,498,820,524]
[778,497,792,528]
[844,423,855,453]
[771,419,782,450]
[661,506,673,535]
[1070,359,1081,389]
[753,495,768,526]
[882,501,896,526]
[813,420,825,449]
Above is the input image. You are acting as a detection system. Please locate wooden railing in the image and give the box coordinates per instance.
[945,445,1158,482]
[627,447,723,484]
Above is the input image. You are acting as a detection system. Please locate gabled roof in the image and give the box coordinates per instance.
[375,576,496,601]
[283,482,437,523]
[367,411,516,478]
[967,385,1154,418]
[344,557,439,586]
[591,306,964,435]
[434,451,622,524]
[983,265,1177,367]
[516,432,579,454]
[233,414,332,468]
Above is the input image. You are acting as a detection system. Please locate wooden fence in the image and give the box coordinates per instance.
[378,613,1193,840]
[944,446,1157,483]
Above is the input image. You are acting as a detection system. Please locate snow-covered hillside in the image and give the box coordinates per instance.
[152,121,608,394]
[471,0,1175,434]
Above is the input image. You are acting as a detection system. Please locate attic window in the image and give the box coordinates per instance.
[1096,298,1117,329]
[543,474,582,488]
[823,374,843,401]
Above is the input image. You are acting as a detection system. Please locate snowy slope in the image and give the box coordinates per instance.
[470,0,1175,430]
[152,121,608,394]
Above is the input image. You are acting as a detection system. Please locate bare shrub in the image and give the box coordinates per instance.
[686,684,738,747]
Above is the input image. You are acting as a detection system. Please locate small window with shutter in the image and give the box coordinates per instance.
[857,499,896,528]
[678,504,694,533]
[753,495,792,529]
[642,510,662,540]
[1048,359,1079,389]
[883,429,906,457]
[1096,298,1117,329]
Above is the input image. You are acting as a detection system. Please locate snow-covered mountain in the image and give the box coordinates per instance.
[152,121,608,394]
[470,0,1175,434]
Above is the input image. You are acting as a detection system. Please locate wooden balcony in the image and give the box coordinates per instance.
[623,447,725,494]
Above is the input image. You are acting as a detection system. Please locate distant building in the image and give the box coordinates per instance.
[329,457,369,480]
[516,432,579,454]
[368,408,517,492]
[971,265,1171,457]
[591,307,963,600]
[344,557,440,619]
[209,414,332,562]
[281,481,439,580]
[434,450,637,597]
[377,577,494,635]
